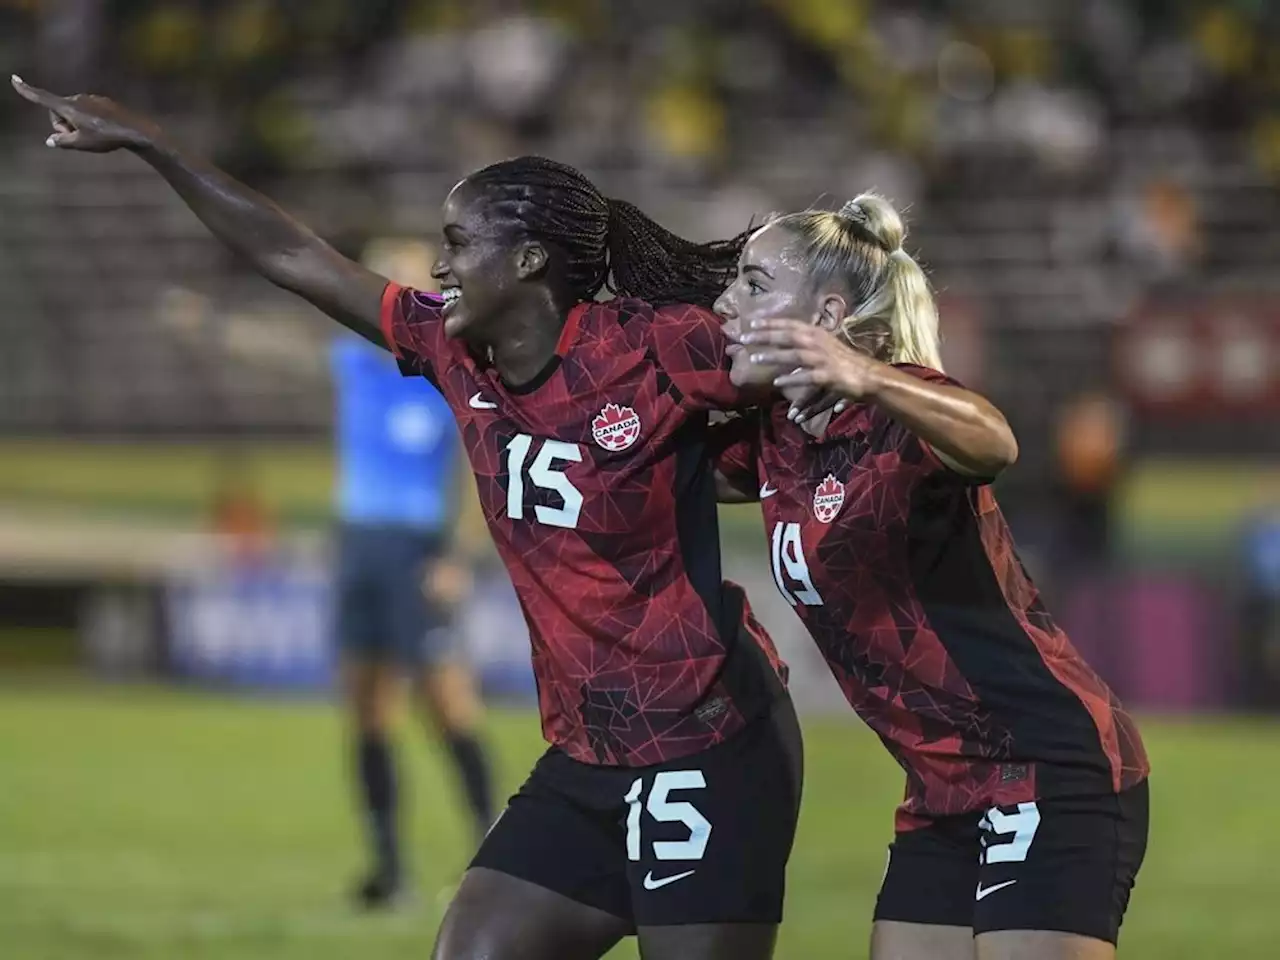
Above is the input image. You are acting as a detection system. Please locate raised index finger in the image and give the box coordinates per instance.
[10,75,68,111]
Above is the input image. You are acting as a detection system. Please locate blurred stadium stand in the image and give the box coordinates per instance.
[2,2,1278,477]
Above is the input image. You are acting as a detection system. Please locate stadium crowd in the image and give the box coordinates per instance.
[0,0,1276,519]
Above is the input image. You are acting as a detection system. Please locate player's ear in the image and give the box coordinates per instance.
[515,240,549,281]
[816,293,847,332]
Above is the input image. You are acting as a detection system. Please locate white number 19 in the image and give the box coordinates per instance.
[770,522,824,607]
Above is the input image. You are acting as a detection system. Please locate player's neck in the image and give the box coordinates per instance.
[779,384,834,438]
[489,300,566,387]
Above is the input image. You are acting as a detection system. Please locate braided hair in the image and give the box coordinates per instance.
[467,156,746,309]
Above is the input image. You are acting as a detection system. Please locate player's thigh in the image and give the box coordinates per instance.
[638,922,778,960]
[434,867,628,960]
[628,697,804,930]
[467,748,635,930]
[976,929,1114,960]
[972,781,1149,947]
[870,921,975,960]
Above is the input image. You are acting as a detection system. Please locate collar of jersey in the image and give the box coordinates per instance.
[557,301,588,354]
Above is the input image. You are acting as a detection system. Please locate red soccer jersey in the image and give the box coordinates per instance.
[712,365,1148,829]
[381,286,787,766]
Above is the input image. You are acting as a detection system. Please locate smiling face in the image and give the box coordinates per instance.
[714,223,849,387]
[430,179,549,345]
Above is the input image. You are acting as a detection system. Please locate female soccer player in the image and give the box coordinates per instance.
[12,77,801,960]
[710,195,1150,960]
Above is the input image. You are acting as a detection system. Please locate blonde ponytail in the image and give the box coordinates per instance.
[879,248,942,370]
[838,193,943,371]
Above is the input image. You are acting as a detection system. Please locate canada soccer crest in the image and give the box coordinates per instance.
[592,403,642,452]
[813,473,846,523]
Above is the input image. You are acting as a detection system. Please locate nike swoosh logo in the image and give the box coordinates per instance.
[643,869,695,891]
[975,879,1017,901]
[760,483,778,498]
[468,392,498,410]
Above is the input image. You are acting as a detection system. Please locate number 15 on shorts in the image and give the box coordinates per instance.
[625,770,712,864]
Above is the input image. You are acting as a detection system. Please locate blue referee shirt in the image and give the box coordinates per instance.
[331,336,457,531]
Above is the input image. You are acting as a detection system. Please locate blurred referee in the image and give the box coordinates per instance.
[158,237,495,908]
[332,239,494,908]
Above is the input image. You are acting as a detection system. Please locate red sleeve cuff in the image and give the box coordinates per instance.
[380,282,404,358]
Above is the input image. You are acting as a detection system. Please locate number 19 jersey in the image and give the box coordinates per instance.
[712,365,1148,829]
[380,285,787,767]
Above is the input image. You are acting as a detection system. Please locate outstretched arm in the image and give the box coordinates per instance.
[11,76,389,345]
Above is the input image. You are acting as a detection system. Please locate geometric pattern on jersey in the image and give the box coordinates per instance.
[711,365,1148,827]
[382,285,786,766]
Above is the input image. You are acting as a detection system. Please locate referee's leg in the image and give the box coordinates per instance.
[336,523,409,908]
[342,657,406,906]
[406,552,495,840]
[413,658,496,840]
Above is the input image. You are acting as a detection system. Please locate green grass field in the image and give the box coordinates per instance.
[1,685,1277,959]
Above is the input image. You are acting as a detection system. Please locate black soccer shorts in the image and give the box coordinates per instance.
[874,779,1149,944]
[471,697,804,928]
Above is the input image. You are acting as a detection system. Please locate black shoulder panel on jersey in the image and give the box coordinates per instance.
[673,413,721,626]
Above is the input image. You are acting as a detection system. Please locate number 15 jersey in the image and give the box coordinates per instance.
[380,285,787,767]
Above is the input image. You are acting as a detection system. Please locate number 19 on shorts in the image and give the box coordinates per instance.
[979,802,1041,865]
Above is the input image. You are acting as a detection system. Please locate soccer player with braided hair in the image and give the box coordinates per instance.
[13,78,801,960]
[711,196,1150,960]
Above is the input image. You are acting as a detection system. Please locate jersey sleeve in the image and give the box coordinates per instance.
[646,304,745,411]
[870,364,993,484]
[707,413,761,499]
[379,282,447,387]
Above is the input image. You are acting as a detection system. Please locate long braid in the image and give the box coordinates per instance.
[468,156,747,309]
[604,198,746,308]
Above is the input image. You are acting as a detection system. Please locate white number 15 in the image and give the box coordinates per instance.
[624,770,712,861]
[504,434,583,529]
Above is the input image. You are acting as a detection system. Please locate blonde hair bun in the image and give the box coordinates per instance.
[840,193,905,254]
